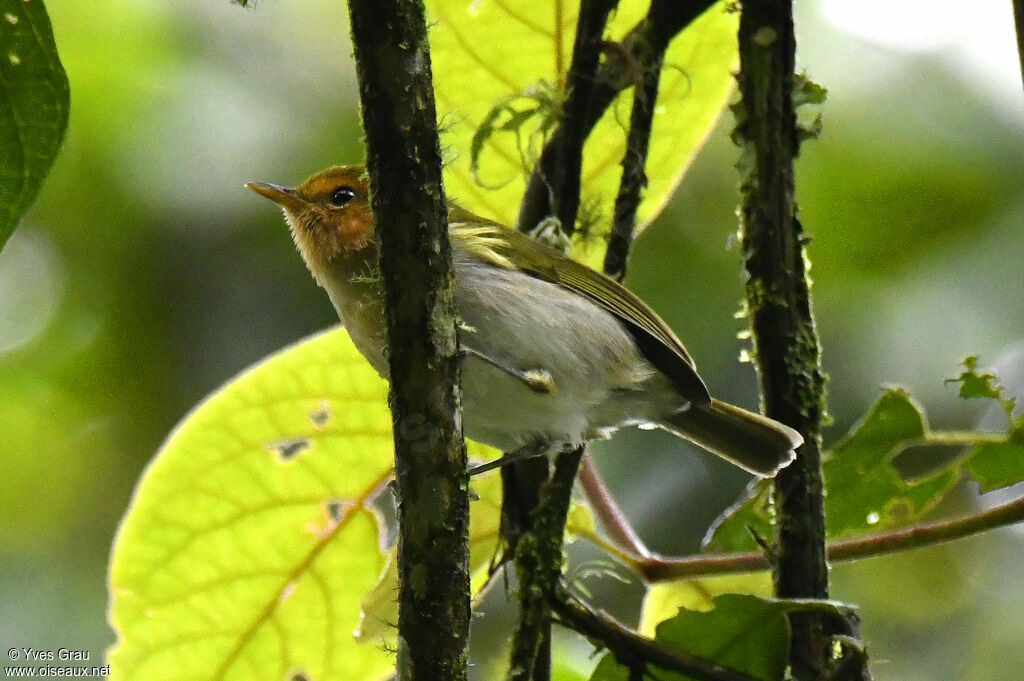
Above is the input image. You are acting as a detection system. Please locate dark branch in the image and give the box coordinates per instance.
[517,0,718,234]
[734,0,837,677]
[515,0,619,234]
[347,2,469,680]
[603,31,664,280]
[507,446,585,681]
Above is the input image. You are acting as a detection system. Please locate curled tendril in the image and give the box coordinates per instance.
[469,80,561,190]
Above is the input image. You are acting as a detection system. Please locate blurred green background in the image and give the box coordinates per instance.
[2,0,1022,679]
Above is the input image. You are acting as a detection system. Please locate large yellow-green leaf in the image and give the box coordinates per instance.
[428,0,738,246]
[108,328,498,681]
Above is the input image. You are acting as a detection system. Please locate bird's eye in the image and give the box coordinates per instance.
[329,186,356,207]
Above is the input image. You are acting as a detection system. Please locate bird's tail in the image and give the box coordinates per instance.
[659,399,802,476]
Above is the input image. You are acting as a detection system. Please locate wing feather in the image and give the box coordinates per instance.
[449,212,711,404]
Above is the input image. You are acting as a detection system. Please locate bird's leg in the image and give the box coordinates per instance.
[458,344,556,394]
[468,438,552,476]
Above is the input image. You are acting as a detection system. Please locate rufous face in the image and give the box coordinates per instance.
[248,165,375,274]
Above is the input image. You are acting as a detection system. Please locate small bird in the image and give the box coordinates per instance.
[247,165,801,476]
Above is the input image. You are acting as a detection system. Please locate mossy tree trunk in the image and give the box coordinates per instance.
[734,1,846,679]
[347,2,470,680]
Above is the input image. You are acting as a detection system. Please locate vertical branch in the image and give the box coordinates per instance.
[507,446,585,681]
[499,456,552,681]
[602,3,667,281]
[347,2,469,681]
[516,0,717,235]
[516,0,619,234]
[732,1,845,680]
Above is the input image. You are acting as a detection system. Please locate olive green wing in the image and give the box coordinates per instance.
[449,212,710,405]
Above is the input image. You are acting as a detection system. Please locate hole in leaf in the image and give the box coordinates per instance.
[325,499,347,523]
[309,499,355,538]
[366,483,398,551]
[309,401,331,428]
[266,438,311,462]
[892,442,968,479]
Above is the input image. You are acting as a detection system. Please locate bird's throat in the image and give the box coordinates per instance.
[320,248,389,377]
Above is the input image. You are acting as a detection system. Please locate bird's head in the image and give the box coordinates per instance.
[247,165,375,283]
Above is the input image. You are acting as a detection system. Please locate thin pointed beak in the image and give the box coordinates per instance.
[246,181,304,210]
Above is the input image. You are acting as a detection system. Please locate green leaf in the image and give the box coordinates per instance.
[590,594,789,681]
[946,355,1016,422]
[819,388,959,538]
[109,328,398,681]
[705,389,959,550]
[706,374,1024,553]
[427,0,738,255]
[0,0,69,250]
[966,420,1024,493]
[640,574,773,638]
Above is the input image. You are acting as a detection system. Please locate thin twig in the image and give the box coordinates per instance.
[631,493,1024,582]
[604,0,669,281]
[551,587,763,681]
[577,455,653,559]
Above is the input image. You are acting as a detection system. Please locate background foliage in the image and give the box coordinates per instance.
[2,1,1022,680]
[0,0,68,248]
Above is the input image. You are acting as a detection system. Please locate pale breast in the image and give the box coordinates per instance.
[453,254,672,451]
